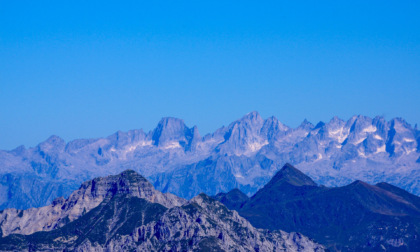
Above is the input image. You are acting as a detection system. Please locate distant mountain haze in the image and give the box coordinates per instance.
[0,112,419,210]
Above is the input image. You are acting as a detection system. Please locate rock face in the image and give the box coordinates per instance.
[1,112,420,210]
[216,164,420,251]
[0,170,185,237]
[0,172,325,252]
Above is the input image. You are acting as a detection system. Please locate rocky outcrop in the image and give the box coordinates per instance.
[1,112,419,210]
[0,170,185,237]
[0,173,324,252]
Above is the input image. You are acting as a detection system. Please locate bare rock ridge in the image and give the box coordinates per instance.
[216,164,420,251]
[0,170,186,237]
[0,112,419,210]
[0,171,325,252]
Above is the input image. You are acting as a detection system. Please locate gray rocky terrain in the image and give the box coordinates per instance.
[0,112,419,210]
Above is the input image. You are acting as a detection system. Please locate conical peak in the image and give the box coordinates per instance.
[234,111,264,127]
[329,116,344,123]
[38,135,66,151]
[229,188,244,194]
[244,111,261,120]
[225,188,249,202]
[281,163,300,173]
[269,163,317,187]
[350,180,369,186]
[345,180,378,192]
[298,119,314,130]
[44,135,65,144]
[263,116,289,131]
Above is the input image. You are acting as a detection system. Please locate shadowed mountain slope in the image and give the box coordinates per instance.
[0,170,186,237]
[0,172,325,252]
[212,188,249,211]
[216,164,420,251]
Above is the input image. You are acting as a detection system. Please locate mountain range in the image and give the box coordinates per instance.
[215,164,420,251]
[1,112,419,210]
[0,170,325,252]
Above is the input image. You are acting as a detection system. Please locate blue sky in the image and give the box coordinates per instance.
[1,1,419,149]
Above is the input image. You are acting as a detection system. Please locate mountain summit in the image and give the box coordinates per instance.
[217,165,420,251]
[0,171,325,252]
[268,163,317,187]
[0,112,419,210]
[0,170,186,237]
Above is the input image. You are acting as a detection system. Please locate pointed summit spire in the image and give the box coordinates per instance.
[268,163,317,187]
[238,111,263,125]
[298,119,314,130]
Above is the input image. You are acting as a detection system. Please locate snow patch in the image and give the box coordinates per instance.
[248,140,268,152]
[354,137,367,145]
[363,125,377,133]
[375,145,386,154]
[406,148,417,155]
[374,135,383,140]
[403,138,415,143]
[234,174,244,178]
[357,149,366,158]
[316,153,323,161]
[162,141,182,149]
[328,127,349,143]
[124,141,152,153]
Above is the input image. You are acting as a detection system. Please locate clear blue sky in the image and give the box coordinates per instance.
[1,1,419,150]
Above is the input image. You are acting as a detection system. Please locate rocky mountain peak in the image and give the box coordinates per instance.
[231,111,264,129]
[243,110,263,121]
[298,119,314,131]
[37,135,66,152]
[348,179,371,188]
[261,116,289,140]
[151,117,194,148]
[0,183,325,252]
[76,170,185,208]
[329,116,344,124]
[268,163,317,187]
[218,111,268,154]
[189,193,214,207]
[0,170,185,237]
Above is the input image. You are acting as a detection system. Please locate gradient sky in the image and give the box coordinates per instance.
[1,1,419,150]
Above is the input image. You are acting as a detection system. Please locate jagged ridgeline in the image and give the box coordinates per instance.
[0,171,325,252]
[1,112,419,210]
[213,164,420,252]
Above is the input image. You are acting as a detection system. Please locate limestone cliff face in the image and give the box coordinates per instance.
[0,170,185,237]
[0,172,324,252]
